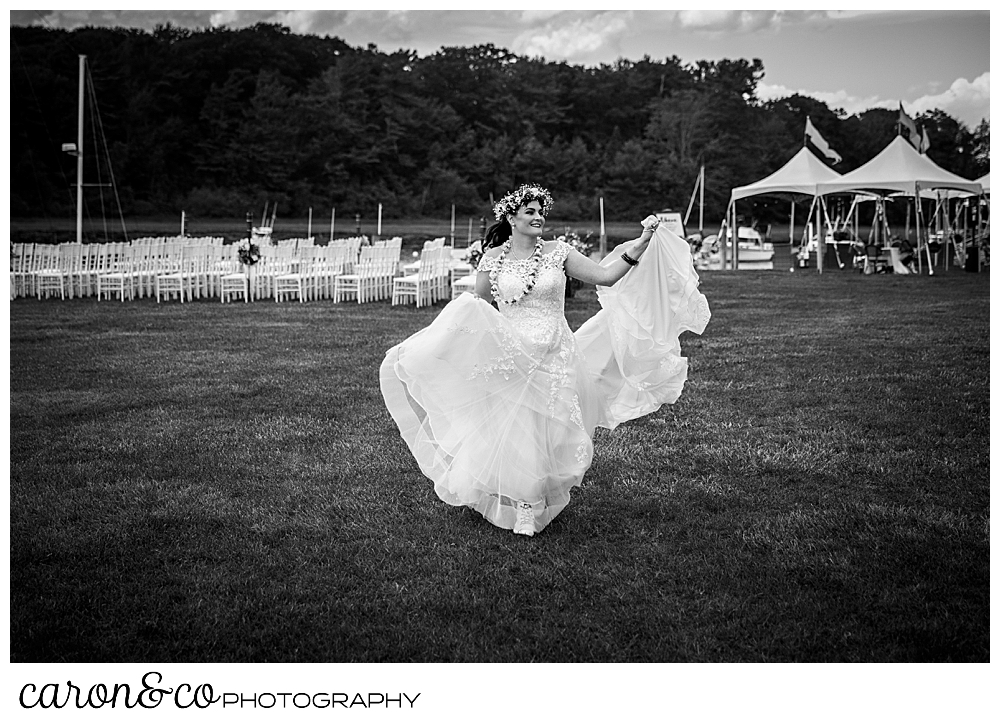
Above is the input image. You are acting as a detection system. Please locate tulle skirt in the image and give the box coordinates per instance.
[380,294,605,532]
[380,226,710,532]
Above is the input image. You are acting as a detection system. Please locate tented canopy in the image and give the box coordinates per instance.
[892,171,990,200]
[731,146,842,201]
[817,135,983,197]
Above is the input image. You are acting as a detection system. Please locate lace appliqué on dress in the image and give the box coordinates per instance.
[476,254,499,274]
[468,325,535,382]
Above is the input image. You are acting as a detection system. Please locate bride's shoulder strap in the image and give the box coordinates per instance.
[552,239,573,264]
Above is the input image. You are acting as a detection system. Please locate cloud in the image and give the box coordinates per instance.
[520,10,566,24]
[20,9,221,31]
[675,9,825,33]
[909,72,990,126]
[758,72,989,127]
[757,81,886,117]
[511,12,630,61]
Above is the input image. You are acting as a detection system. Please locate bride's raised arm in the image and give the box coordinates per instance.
[564,215,660,287]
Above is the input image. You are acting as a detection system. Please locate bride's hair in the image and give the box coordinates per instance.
[484,218,513,249]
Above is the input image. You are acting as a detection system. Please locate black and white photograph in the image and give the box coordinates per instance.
[7,6,991,720]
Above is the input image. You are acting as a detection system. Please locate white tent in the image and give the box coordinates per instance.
[816,135,982,197]
[731,146,842,201]
[815,136,984,273]
[723,147,846,271]
[977,172,990,194]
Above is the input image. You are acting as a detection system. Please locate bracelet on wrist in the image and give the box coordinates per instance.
[621,251,639,267]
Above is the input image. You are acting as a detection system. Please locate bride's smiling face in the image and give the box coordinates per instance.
[508,200,546,238]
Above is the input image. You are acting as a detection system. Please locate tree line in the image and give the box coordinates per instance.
[11,23,990,226]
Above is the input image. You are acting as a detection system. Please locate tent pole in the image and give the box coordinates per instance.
[917,184,932,275]
[717,215,727,269]
[732,200,739,271]
[829,197,841,267]
[942,193,949,271]
[789,200,795,269]
[978,194,984,271]
[884,199,891,244]
[804,195,818,267]
[960,199,966,265]
[854,199,859,242]
[824,196,844,268]
[721,199,731,270]
[817,196,824,274]
[725,200,732,270]
[817,195,825,274]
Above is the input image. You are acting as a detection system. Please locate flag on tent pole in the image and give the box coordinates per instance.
[919,126,932,154]
[898,102,919,147]
[804,116,842,163]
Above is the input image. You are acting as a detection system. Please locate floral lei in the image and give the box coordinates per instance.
[490,237,545,305]
[493,183,554,221]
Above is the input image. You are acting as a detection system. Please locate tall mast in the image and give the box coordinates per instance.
[699,164,705,234]
[77,55,85,244]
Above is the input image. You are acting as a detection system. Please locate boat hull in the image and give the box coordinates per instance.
[738,246,774,263]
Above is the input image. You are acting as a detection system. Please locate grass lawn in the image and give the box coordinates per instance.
[9,267,989,662]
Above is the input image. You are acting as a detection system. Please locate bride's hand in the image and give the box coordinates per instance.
[634,215,659,251]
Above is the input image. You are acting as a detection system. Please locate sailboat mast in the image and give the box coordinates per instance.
[699,165,705,234]
[77,55,85,244]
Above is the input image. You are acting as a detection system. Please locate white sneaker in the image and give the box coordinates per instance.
[513,501,535,537]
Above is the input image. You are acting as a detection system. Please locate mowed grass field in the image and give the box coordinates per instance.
[9,267,989,662]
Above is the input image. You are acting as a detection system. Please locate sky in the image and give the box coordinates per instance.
[8,6,991,128]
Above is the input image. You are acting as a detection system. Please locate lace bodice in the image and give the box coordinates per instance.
[478,241,572,352]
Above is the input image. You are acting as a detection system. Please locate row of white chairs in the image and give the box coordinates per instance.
[10,236,479,305]
[132,235,225,246]
[12,240,232,301]
[225,243,367,303]
[328,239,403,303]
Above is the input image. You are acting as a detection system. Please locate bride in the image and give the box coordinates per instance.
[380,184,710,537]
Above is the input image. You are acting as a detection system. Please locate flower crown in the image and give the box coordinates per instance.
[493,184,554,221]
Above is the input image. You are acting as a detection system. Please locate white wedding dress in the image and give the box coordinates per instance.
[379,226,710,533]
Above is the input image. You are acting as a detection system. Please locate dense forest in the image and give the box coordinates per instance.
[11,23,990,226]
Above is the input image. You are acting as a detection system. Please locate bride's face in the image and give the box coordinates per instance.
[508,200,546,238]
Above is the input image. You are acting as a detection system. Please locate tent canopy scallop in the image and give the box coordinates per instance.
[731,146,842,202]
[817,136,983,197]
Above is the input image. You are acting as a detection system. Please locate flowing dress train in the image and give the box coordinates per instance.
[379,227,710,532]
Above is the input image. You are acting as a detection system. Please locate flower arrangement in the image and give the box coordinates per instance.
[465,239,484,270]
[236,239,261,266]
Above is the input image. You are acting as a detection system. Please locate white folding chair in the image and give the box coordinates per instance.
[334,246,378,303]
[274,246,316,302]
[392,245,438,307]
[33,244,68,300]
[97,243,136,301]
[155,243,193,302]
